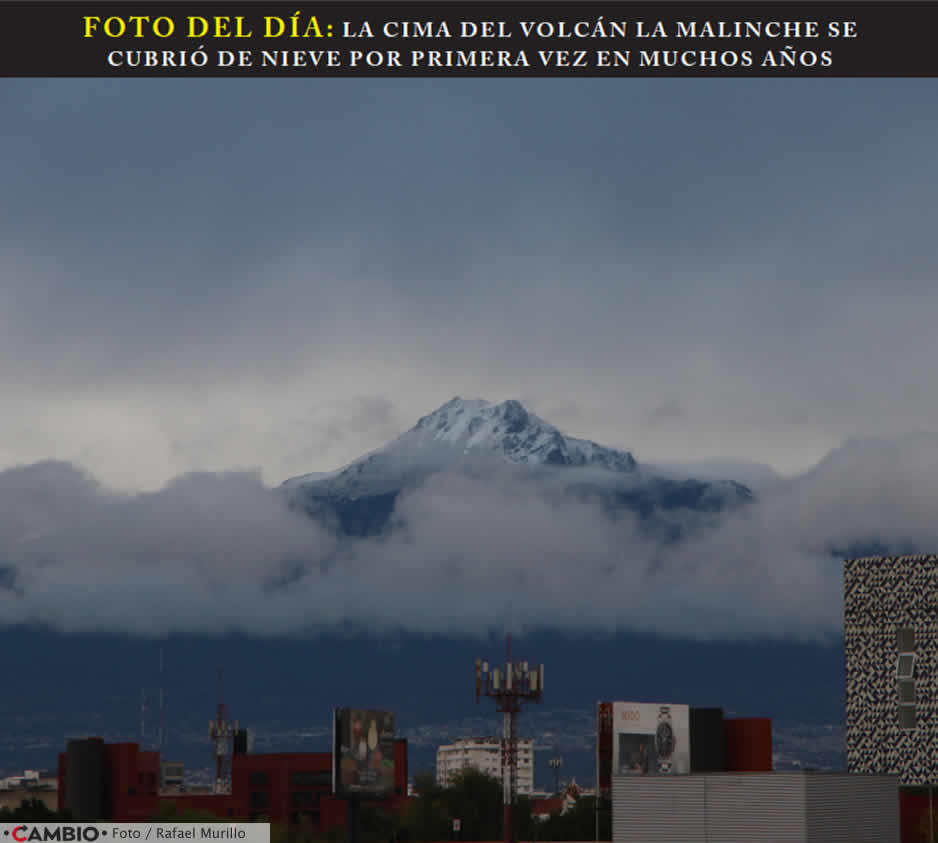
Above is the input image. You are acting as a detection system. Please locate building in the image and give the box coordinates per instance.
[844,554,938,842]
[612,771,899,843]
[0,769,58,813]
[159,761,185,791]
[597,702,772,796]
[57,737,410,826]
[845,554,938,785]
[0,770,57,790]
[58,740,161,821]
[436,737,534,795]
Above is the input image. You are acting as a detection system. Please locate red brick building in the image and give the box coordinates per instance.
[58,738,410,827]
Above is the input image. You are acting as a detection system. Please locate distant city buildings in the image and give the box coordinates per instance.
[0,769,58,813]
[0,769,55,790]
[436,737,534,796]
[159,760,185,791]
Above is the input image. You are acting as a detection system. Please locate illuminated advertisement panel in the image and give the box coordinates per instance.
[333,708,395,797]
[611,701,690,775]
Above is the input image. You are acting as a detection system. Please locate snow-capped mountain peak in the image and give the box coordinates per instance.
[409,397,637,471]
[280,397,755,537]
[281,397,637,500]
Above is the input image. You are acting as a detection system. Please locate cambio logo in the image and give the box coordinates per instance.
[11,827,101,841]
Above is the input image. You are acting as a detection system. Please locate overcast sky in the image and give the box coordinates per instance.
[2,78,938,640]
[3,79,937,491]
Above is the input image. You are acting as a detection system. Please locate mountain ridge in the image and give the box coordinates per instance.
[280,397,753,537]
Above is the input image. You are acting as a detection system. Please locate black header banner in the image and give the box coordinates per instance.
[1,2,937,77]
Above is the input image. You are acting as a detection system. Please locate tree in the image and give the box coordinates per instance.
[514,795,538,842]
[538,796,609,842]
[0,798,66,821]
[402,768,505,842]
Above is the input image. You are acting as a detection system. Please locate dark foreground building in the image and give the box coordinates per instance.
[58,737,409,826]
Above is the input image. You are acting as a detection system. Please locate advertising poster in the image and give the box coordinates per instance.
[333,708,395,796]
[612,702,691,775]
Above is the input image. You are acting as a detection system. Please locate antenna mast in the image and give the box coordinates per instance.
[475,635,544,843]
[208,666,237,794]
[159,647,165,754]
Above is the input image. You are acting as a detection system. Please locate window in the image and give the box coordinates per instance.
[899,705,917,730]
[249,772,270,787]
[897,654,916,679]
[250,791,269,810]
[897,627,917,730]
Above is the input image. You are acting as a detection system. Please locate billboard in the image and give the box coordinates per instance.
[333,708,395,797]
[607,702,691,777]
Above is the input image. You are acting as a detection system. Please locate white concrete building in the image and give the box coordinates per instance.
[0,770,55,790]
[436,737,534,795]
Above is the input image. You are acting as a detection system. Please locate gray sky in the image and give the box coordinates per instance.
[3,79,937,491]
[2,76,938,640]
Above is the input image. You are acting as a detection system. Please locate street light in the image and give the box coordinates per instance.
[548,756,563,795]
[476,636,544,843]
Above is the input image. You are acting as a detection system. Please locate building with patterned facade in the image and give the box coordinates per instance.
[844,554,938,787]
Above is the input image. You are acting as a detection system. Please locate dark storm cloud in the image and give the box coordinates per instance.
[1,79,937,488]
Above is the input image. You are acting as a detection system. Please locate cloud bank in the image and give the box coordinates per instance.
[3,432,937,641]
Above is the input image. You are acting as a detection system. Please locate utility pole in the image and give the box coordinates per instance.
[476,636,544,843]
[159,647,165,755]
[549,755,563,795]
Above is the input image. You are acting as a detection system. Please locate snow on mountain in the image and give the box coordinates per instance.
[409,397,637,471]
[281,397,637,500]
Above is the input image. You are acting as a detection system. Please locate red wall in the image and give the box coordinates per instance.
[899,789,938,843]
[57,741,159,819]
[232,743,410,828]
[169,794,234,818]
[233,751,333,824]
[723,718,772,772]
[59,739,410,825]
[108,743,160,821]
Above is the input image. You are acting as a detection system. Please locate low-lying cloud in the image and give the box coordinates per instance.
[2,433,937,641]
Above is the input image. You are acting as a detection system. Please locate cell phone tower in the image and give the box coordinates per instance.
[475,636,544,843]
[208,666,237,794]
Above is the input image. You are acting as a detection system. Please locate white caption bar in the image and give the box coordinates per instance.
[0,825,270,843]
